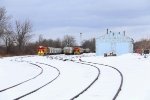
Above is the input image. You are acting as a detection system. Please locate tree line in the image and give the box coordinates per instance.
[0,7,32,55]
[0,7,95,56]
[134,39,150,51]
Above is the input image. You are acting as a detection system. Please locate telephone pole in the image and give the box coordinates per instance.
[80,33,82,46]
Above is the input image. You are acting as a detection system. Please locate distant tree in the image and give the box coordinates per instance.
[37,34,46,46]
[35,36,62,48]
[47,39,54,47]
[62,35,76,47]
[0,7,34,55]
[0,7,11,42]
[82,38,95,52]
[0,7,6,37]
[38,34,44,44]
[0,7,15,54]
[1,29,15,54]
[24,42,37,55]
[53,38,62,48]
[15,20,32,53]
[134,39,150,51]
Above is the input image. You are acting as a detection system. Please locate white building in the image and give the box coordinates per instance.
[96,30,134,56]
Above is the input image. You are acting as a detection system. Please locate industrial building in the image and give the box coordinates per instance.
[96,29,134,56]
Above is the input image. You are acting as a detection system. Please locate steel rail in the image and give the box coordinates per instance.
[13,62,60,100]
[81,60,123,100]
[0,60,43,92]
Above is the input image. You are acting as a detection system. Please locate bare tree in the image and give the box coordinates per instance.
[62,35,76,47]
[0,7,10,39]
[0,7,33,55]
[0,7,15,54]
[82,38,95,52]
[54,38,62,48]
[0,7,5,37]
[134,39,150,50]
[15,20,32,53]
[1,29,14,53]
[38,34,44,44]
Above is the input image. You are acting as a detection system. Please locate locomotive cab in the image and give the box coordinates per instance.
[37,46,48,56]
[74,47,80,55]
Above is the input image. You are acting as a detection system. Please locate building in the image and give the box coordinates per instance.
[96,29,134,56]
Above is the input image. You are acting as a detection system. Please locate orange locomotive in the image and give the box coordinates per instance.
[73,47,81,55]
[37,46,48,56]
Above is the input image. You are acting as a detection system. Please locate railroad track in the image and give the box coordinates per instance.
[14,61,60,100]
[0,57,60,100]
[80,60,123,100]
[47,55,123,100]
[46,56,101,100]
[69,60,101,100]
[4,55,123,100]
[0,60,43,92]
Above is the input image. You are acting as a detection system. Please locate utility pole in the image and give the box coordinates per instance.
[80,33,82,47]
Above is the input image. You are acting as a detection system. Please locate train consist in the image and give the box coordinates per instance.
[37,46,90,56]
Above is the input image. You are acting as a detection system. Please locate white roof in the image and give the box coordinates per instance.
[96,32,134,42]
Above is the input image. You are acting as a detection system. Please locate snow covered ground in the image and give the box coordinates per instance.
[0,53,150,100]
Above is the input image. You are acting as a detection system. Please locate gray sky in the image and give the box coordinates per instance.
[1,0,150,44]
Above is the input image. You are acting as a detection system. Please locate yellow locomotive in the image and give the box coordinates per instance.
[37,46,48,56]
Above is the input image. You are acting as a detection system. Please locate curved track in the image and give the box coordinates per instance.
[48,55,123,100]
[70,61,100,100]
[46,56,101,100]
[13,61,60,100]
[0,57,60,100]
[1,55,123,100]
[80,60,123,100]
[0,61,43,92]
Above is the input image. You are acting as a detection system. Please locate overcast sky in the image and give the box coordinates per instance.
[1,0,150,43]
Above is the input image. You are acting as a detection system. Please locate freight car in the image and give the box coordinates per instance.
[63,47,74,55]
[47,47,62,55]
[80,48,84,54]
[54,48,63,54]
[83,48,90,53]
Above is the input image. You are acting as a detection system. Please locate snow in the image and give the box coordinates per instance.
[0,53,150,100]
